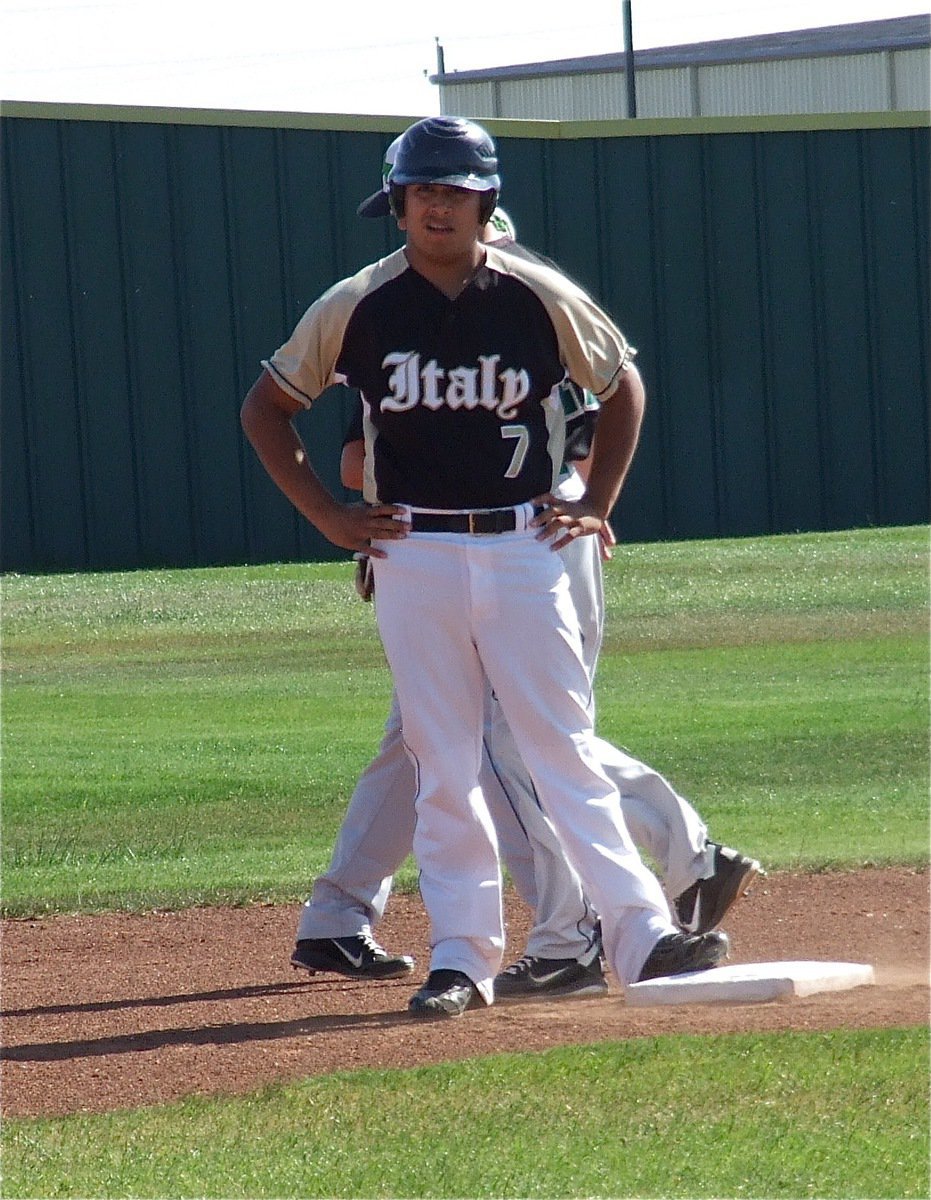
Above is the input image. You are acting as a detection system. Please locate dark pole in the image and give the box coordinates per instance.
[435,37,446,78]
[623,0,637,117]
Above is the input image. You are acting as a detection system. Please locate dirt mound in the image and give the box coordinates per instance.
[2,868,927,1117]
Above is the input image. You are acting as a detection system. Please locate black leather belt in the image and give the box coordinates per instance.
[409,506,541,535]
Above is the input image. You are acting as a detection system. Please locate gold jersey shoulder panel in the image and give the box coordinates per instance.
[262,249,409,407]
[483,245,636,399]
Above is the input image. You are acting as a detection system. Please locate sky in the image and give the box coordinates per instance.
[1,0,926,117]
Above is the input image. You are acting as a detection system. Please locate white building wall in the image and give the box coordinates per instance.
[631,67,697,117]
[501,76,576,119]
[698,54,886,115]
[441,81,497,116]
[440,46,930,121]
[556,73,625,120]
[893,47,931,108]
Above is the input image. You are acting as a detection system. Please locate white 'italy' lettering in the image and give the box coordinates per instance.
[420,359,446,410]
[381,352,420,411]
[445,366,479,409]
[379,351,532,419]
[497,369,531,421]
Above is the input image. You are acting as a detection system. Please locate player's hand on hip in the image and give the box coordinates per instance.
[531,493,606,552]
[319,502,409,557]
[599,518,617,562]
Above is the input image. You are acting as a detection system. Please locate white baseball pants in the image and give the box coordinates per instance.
[296,492,709,962]
[367,509,674,999]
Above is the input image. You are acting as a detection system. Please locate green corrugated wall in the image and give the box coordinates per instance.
[2,104,928,572]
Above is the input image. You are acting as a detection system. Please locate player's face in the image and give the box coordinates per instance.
[399,184,484,259]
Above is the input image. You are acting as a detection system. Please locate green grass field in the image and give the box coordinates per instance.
[2,525,928,1198]
[4,1030,927,1199]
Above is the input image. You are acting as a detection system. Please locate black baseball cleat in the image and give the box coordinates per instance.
[494,954,608,1001]
[637,930,730,982]
[290,933,414,979]
[408,969,481,1017]
[674,843,763,935]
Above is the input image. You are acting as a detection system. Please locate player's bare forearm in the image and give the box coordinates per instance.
[532,364,645,552]
[581,364,645,517]
[240,372,407,555]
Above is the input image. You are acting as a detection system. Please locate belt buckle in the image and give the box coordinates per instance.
[468,511,479,535]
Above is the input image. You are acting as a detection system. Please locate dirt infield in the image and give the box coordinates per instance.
[2,867,927,1118]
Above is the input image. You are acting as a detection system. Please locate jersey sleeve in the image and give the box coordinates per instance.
[262,282,354,408]
[262,251,407,408]
[485,246,636,398]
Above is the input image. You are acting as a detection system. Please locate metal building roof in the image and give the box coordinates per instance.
[430,14,930,85]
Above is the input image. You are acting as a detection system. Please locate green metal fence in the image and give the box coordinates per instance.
[2,104,927,572]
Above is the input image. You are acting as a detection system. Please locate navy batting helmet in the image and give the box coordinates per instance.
[388,116,500,192]
[388,117,500,223]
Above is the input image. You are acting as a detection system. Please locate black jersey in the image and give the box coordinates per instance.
[343,381,598,466]
[264,245,634,509]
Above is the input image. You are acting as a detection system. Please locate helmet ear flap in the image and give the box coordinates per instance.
[388,182,405,218]
[479,190,498,226]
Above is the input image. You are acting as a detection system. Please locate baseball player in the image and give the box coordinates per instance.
[286,161,761,999]
[242,116,729,1017]
[308,395,760,1000]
